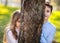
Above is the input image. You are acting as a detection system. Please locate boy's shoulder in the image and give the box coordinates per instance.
[42,21,56,37]
[43,21,56,29]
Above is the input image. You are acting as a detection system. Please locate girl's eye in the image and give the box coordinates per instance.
[17,20,23,23]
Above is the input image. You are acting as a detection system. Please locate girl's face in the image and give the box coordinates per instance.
[16,18,21,28]
[44,6,51,20]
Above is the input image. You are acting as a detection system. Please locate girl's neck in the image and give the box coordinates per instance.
[15,27,20,29]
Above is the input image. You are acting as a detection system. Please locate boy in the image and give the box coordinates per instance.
[40,3,56,43]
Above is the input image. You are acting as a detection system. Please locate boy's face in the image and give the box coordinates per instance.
[44,6,51,20]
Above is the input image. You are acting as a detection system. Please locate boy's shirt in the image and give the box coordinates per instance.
[40,21,56,43]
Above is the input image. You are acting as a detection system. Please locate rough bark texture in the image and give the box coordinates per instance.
[18,0,45,43]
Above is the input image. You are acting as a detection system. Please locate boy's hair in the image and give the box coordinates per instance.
[45,2,53,12]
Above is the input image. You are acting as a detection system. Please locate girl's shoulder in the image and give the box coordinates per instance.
[5,26,11,34]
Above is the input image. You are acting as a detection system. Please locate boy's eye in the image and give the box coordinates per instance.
[47,10,50,13]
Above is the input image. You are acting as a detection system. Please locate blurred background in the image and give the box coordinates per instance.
[0,0,60,43]
[48,0,60,43]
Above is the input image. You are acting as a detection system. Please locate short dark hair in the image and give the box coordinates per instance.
[45,2,53,12]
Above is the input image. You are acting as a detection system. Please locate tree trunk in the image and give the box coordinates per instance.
[18,0,45,43]
[5,0,8,6]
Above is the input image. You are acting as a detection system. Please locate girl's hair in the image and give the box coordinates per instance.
[10,10,21,40]
[18,0,45,43]
[3,10,21,43]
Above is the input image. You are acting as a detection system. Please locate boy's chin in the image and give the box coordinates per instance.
[44,17,48,20]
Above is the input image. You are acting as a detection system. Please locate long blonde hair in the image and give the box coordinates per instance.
[3,10,21,43]
[10,10,21,40]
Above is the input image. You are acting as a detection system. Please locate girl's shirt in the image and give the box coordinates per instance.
[6,27,19,43]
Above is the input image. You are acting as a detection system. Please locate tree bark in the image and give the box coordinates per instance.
[5,0,8,6]
[18,0,45,43]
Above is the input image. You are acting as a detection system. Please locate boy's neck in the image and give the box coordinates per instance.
[44,19,48,23]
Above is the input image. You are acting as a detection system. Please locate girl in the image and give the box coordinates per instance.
[3,10,22,43]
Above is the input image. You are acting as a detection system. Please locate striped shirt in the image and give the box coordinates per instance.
[40,22,56,43]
